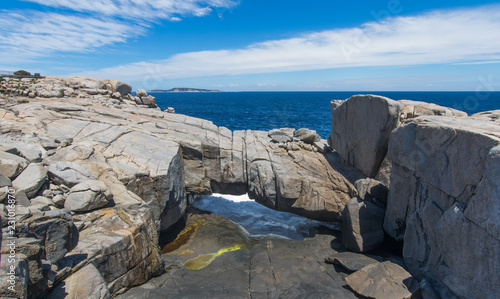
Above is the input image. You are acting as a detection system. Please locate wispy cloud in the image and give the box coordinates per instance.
[81,5,500,83]
[0,11,141,63]
[0,0,239,65]
[22,0,240,20]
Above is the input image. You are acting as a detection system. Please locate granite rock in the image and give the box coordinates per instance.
[384,115,500,298]
[0,150,29,178]
[64,180,113,212]
[341,197,385,252]
[47,264,110,299]
[346,261,421,299]
[325,252,383,272]
[12,163,48,199]
[294,128,321,144]
[328,95,401,177]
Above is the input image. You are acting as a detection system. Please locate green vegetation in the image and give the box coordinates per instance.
[14,70,31,76]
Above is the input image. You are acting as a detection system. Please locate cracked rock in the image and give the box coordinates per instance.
[12,163,48,199]
[0,150,29,178]
[346,261,420,299]
[64,180,113,212]
[47,161,96,188]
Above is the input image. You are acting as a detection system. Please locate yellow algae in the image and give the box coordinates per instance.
[179,250,194,256]
[184,244,243,270]
[161,219,206,254]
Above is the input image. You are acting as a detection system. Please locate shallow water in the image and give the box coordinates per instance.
[191,193,340,240]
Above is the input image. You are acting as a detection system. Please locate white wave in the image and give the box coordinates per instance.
[191,194,339,240]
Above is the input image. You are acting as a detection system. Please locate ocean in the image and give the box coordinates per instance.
[151,91,500,138]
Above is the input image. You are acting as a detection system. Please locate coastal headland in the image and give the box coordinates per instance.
[0,76,498,298]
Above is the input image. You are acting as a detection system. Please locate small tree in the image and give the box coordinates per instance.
[14,70,31,76]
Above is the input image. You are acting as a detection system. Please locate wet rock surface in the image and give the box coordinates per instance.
[117,210,358,299]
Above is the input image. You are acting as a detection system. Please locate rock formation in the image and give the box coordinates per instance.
[0,76,361,297]
[329,95,499,298]
[1,76,498,298]
[384,116,500,298]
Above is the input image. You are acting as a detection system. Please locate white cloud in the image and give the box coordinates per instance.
[81,5,500,82]
[0,0,238,64]
[0,11,143,64]
[21,0,240,20]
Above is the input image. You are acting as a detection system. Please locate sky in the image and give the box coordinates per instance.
[1,0,500,91]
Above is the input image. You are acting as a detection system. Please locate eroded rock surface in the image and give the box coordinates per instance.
[345,261,420,299]
[328,95,401,177]
[117,211,358,299]
[384,116,500,298]
[0,76,362,297]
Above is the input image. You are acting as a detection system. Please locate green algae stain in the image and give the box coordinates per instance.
[184,244,243,270]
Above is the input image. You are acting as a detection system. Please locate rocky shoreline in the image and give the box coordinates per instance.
[0,76,498,298]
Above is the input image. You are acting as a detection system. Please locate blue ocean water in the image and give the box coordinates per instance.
[151,91,500,138]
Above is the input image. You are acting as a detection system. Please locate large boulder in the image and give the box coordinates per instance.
[64,180,113,212]
[398,100,468,119]
[0,150,28,178]
[12,163,48,199]
[268,128,294,143]
[384,115,500,298]
[294,128,321,144]
[328,95,401,177]
[47,264,110,299]
[341,197,385,252]
[345,261,421,299]
[64,207,164,295]
[109,80,132,96]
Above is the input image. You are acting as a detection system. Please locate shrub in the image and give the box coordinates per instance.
[14,70,31,76]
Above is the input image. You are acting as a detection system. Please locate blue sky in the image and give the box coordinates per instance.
[1,0,500,91]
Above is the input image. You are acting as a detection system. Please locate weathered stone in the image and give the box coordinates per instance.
[52,194,66,206]
[118,211,358,299]
[0,254,29,299]
[140,95,156,107]
[17,209,78,264]
[31,196,55,206]
[0,174,12,187]
[328,95,401,177]
[0,186,8,202]
[346,261,420,299]
[384,116,500,298]
[398,100,468,120]
[354,178,388,207]
[136,89,148,98]
[1,238,48,298]
[248,160,276,209]
[385,116,500,240]
[47,264,110,299]
[268,128,293,143]
[64,207,164,296]
[109,80,132,96]
[14,190,31,207]
[465,145,500,240]
[0,150,29,178]
[17,147,42,163]
[325,252,383,272]
[12,163,48,199]
[294,128,320,144]
[342,197,385,252]
[47,161,96,187]
[65,180,112,212]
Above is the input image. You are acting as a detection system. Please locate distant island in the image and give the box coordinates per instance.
[148,87,221,93]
